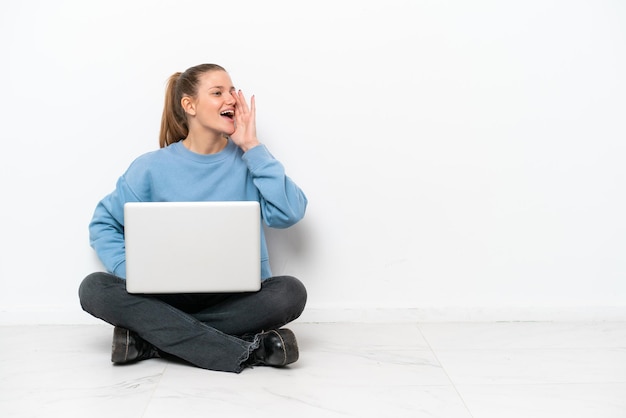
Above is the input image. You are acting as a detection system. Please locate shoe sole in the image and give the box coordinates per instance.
[274,329,299,365]
[111,326,130,363]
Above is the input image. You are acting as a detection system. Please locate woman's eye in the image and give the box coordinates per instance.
[213,92,222,96]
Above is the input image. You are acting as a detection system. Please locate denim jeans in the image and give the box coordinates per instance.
[78,272,307,373]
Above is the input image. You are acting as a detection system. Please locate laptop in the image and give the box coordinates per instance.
[123,201,262,294]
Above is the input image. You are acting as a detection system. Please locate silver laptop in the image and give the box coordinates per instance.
[124,201,261,294]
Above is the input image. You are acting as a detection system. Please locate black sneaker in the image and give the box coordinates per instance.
[111,326,160,364]
[248,329,299,367]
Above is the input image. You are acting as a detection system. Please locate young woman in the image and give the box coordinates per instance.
[78,64,308,373]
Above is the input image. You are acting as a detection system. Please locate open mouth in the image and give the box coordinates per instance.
[220,110,235,120]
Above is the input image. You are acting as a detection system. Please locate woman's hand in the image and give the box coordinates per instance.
[230,90,260,152]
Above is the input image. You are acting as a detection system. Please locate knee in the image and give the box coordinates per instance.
[78,272,119,311]
[78,272,103,301]
[276,275,308,316]
[289,276,307,308]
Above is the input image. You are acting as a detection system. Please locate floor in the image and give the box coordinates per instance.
[1,321,625,418]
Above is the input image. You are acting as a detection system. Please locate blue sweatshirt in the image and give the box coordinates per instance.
[89,139,307,280]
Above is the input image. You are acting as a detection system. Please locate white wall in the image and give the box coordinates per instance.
[1,0,625,323]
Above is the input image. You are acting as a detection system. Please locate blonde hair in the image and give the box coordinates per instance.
[159,63,227,148]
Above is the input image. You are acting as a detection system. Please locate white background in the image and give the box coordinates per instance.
[1,0,624,323]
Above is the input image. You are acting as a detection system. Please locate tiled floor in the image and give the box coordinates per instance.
[1,321,625,418]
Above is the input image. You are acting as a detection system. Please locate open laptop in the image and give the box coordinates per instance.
[124,201,262,294]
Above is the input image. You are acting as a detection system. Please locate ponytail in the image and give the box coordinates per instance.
[158,63,228,148]
[159,72,187,148]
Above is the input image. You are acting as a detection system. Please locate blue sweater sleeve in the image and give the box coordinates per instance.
[88,176,140,278]
[242,145,308,228]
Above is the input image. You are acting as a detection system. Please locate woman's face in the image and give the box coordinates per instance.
[185,70,237,137]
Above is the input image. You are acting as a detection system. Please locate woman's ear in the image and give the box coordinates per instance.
[181,96,196,116]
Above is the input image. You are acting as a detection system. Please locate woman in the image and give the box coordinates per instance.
[79,63,308,373]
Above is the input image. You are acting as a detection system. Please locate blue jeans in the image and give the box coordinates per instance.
[78,272,307,373]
